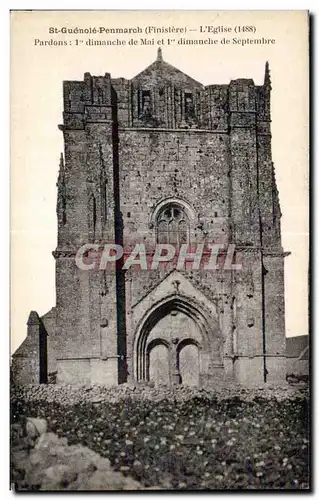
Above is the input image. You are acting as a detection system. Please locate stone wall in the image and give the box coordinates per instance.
[12,312,47,385]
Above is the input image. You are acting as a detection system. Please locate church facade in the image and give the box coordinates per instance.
[12,49,288,387]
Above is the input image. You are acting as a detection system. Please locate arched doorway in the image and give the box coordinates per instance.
[146,339,170,386]
[177,339,200,386]
[134,295,221,387]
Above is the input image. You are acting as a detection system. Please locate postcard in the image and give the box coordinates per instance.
[10,10,309,491]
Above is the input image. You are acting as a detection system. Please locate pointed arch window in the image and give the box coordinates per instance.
[156,204,189,245]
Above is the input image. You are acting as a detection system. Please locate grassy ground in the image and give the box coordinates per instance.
[11,390,310,490]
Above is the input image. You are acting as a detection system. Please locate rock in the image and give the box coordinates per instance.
[26,417,47,436]
[64,445,110,472]
[35,432,62,450]
[25,420,37,439]
[40,464,78,490]
[29,448,48,466]
[12,426,141,491]
[81,469,142,491]
[95,456,111,470]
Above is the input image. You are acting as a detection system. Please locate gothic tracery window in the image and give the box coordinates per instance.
[139,90,152,118]
[156,205,189,245]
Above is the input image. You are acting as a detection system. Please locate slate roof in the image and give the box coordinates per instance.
[132,48,203,89]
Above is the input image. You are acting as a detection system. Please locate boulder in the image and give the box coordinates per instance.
[26,417,48,437]
[11,417,145,491]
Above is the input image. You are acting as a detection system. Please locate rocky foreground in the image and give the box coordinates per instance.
[11,383,310,491]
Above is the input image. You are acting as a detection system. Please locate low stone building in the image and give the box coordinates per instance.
[286,335,309,377]
[12,49,290,387]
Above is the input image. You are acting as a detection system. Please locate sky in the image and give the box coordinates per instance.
[10,10,309,352]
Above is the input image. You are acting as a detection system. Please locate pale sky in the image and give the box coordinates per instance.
[10,10,309,353]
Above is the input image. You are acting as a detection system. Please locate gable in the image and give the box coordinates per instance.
[132,269,218,327]
[132,54,203,91]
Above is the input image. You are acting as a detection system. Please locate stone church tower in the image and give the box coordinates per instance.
[12,49,288,386]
